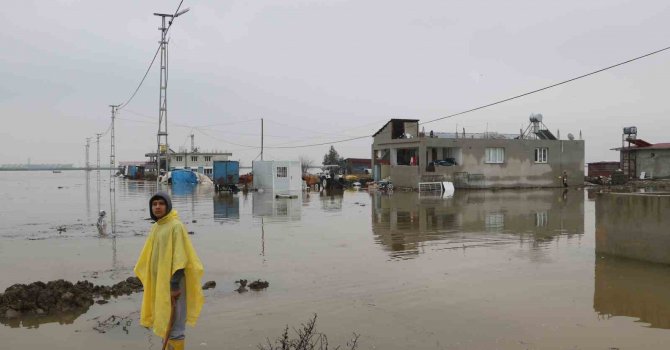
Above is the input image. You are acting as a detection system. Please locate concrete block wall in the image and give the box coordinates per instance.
[596,193,670,265]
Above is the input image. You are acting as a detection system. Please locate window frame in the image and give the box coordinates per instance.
[276,166,288,178]
[534,147,548,163]
[204,156,212,162]
[191,156,198,162]
[485,147,505,164]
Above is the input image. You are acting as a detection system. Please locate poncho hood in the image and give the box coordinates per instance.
[149,191,173,221]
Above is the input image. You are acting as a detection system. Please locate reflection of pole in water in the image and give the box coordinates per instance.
[261,217,265,258]
[96,133,101,214]
[85,170,91,219]
[111,235,118,278]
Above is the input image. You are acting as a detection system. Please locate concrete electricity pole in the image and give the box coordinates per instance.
[154,7,190,184]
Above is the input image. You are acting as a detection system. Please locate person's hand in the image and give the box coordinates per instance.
[171,290,181,299]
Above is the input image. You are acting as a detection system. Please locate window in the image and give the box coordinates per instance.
[204,168,213,176]
[534,148,548,163]
[204,156,212,162]
[276,166,288,178]
[191,156,198,162]
[175,156,183,162]
[485,148,505,164]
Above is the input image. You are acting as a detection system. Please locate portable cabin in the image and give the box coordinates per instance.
[252,160,302,195]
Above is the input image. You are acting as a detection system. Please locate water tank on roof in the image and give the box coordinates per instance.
[529,113,543,123]
[623,126,637,135]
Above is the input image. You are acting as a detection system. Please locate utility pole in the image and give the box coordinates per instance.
[190,133,195,152]
[85,138,91,171]
[154,7,190,184]
[96,133,101,214]
[109,105,119,235]
[261,118,264,160]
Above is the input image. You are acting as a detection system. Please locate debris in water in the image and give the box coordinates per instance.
[249,280,269,291]
[188,231,195,235]
[234,279,248,293]
[192,219,198,223]
[56,226,67,233]
[202,281,216,290]
[92,314,134,334]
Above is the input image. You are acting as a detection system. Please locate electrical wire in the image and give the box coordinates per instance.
[193,128,259,148]
[117,0,185,110]
[420,44,670,125]
[259,43,670,148]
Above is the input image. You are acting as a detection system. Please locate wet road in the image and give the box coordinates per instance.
[1,170,670,349]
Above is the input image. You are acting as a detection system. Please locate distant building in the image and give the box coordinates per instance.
[343,158,371,175]
[613,138,670,179]
[145,150,232,177]
[587,161,620,178]
[371,117,584,189]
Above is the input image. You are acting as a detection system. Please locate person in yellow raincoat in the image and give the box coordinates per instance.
[134,192,204,350]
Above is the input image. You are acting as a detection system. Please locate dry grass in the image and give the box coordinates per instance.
[258,314,359,350]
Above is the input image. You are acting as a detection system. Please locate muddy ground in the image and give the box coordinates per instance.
[0,277,143,320]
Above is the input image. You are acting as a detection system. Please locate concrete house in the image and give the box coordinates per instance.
[371,117,584,189]
[145,150,232,177]
[614,133,670,179]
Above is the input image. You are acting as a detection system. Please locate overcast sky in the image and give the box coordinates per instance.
[1,0,669,166]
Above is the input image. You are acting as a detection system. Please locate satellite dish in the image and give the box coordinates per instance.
[567,133,574,140]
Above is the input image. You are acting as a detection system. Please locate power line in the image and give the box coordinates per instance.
[266,43,670,148]
[117,0,186,110]
[420,44,670,125]
[263,135,370,149]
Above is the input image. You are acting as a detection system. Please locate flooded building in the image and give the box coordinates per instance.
[596,192,670,265]
[371,116,584,189]
[145,150,232,176]
[587,161,620,178]
[343,158,372,175]
[612,127,670,179]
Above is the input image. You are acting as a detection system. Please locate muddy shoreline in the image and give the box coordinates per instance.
[0,277,143,321]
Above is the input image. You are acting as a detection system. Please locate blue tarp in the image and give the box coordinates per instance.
[171,169,198,185]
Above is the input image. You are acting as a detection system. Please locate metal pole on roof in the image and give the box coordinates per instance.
[261,118,264,160]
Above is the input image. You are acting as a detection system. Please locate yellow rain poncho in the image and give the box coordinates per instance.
[134,209,204,337]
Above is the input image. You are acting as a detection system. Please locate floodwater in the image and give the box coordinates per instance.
[2,171,670,349]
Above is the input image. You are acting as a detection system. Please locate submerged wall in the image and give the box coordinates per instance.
[596,193,670,265]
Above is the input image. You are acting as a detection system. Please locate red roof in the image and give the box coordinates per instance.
[614,142,670,151]
[647,143,670,150]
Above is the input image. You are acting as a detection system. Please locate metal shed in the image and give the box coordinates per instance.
[252,160,302,195]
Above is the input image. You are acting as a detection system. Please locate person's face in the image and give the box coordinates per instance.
[152,199,168,219]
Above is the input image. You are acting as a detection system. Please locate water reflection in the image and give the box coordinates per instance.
[252,192,301,221]
[319,190,343,212]
[0,307,89,329]
[213,194,240,222]
[371,189,584,259]
[171,183,198,197]
[594,257,670,329]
